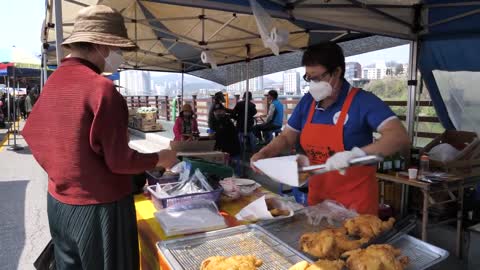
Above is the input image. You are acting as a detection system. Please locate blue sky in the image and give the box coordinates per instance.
[1,0,45,57]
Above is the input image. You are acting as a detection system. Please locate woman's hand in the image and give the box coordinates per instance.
[156,149,179,169]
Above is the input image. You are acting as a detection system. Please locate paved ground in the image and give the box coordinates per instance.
[0,122,50,270]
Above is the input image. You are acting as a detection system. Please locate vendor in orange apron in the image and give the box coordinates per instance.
[300,88,377,215]
[251,42,410,216]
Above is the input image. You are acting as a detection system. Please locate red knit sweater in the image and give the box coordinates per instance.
[22,57,158,205]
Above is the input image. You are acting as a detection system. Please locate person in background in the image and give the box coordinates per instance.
[22,5,178,270]
[0,97,4,128]
[173,103,199,141]
[208,91,232,132]
[25,90,36,119]
[211,103,240,157]
[18,94,26,120]
[232,91,257,151]
[252,90,284,143]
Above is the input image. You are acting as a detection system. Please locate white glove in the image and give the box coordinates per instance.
[325,147,366,175]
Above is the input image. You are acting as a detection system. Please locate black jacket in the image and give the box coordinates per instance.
[233,100,257,133]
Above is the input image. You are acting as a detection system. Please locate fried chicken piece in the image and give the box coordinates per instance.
[344,215,395,239]
[289,259,345,270]
[269,208,290,217]
[342,244,409,270]
[300,228,369,259]
[200,255,262,270]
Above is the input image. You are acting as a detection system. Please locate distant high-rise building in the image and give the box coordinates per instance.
[119,70,152,95]
[345,62,362,81]
[283,70,300,95]
[226,77,264,93]
[362,61,393,80]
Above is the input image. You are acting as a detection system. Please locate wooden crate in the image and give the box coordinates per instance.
[136,112,157,120]
[422,130,480,174]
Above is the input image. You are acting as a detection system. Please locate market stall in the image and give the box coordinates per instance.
[131,156,451,270]
[40,1,480,269]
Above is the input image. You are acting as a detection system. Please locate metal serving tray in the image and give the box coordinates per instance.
[388,234,449,270]
[156,224,312,270]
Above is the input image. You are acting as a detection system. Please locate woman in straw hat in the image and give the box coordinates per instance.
[173,103,199,141]
[22,5,178,270]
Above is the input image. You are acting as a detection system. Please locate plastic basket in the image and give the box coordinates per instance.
[184,158,234,178]
[145,169,180,186]
[147,185,223,210]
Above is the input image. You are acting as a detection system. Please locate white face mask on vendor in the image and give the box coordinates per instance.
[309,80,333,102]
[103,49,124,73]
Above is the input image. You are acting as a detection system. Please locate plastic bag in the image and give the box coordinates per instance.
[428,143,460,162]
[154,200,227,236]
[249,0,289,56]
[154,169,211,198]
[304,200,358,226]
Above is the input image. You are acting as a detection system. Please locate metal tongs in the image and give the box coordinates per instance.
[298,155,384,175]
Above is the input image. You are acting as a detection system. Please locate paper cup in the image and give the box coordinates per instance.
[408,168,418,179]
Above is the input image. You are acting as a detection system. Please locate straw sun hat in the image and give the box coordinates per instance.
[62,5,136,50]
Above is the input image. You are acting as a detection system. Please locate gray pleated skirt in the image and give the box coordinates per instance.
[47,193,139,270]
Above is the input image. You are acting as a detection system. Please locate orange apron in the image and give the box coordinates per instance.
[300,88,378,215]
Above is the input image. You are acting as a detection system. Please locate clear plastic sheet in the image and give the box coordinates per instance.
[304,200,358,226]
[432,70,480,137]
[154,200,227,236]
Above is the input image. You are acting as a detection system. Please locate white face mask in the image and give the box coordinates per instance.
[103,49,124,73]
[309,80,333,102]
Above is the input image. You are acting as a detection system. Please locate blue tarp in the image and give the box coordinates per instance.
[418,1,480,130]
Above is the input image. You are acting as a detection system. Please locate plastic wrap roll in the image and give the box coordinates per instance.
[201,50,217,69]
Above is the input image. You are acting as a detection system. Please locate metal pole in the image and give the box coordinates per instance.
[181,65,184,104]
[6,76,10,146]
[8,71,24,151]
[241,45,251,176]
[6,76,10,123]
[54,0,64,66]
[406,40,418,142]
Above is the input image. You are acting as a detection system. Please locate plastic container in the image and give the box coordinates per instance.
[147,184,223,210]
[184,158,234,178]
[145,169,179,186]
[419,154,430,176]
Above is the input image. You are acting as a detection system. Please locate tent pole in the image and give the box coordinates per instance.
[406,40,418,143]
[242,45,251,176]
[8,70,24,151]
[6,76,10,123]
[181,66,184,104]
[54,0,64,66]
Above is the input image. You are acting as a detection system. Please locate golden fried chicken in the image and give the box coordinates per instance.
[200,255,262,270]
[344,215,395,239]
[289,259,345,270]
[269,208,290,217]
[299,228,369,259]
[342,244,409,270]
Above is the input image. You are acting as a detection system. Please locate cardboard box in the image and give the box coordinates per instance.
[177,151,227,164]
[137,112,157,120]
[138,123,163,132]
[170,140,216,152]
[130,117,163,131]
[422,130,480,174]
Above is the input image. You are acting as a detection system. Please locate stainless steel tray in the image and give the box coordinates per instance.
[388,234,449,270]
[157,224,313,270]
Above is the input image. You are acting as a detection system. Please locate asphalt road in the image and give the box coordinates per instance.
[0,124,50,270]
